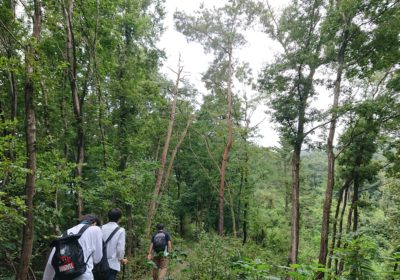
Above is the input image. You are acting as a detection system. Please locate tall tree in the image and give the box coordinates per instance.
[259,0,325,264]
[317,0,360,272]
[17,0,41,278]
[175,0,251,235]
[61,0,86,216]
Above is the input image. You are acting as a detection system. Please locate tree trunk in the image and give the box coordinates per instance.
[352,173,360,232]
[317,22,350,275]
[328,179,351,270]
[242,202,248,245]
[283,160,289,213]
[228,189,237,237]
[17,1,41,279]
[147,59,182,235]
[288,66,315,267]
[62,0,85,217]
[161,116,193,192]
[288,145,301,265]
[335,183,349,275]
[218,49,233,236]
[9,62,17,125]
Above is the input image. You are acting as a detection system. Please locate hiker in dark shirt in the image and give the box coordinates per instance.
[147,223,172,280]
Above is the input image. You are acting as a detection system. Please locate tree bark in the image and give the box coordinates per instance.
[228,189,237,237]
[146,59,182,235]
[327,179,352,270]
[17,0,41,278]
[242,201,248,245]
[62,0,85,217]
[288,144,301,265]
[317,35,348,275]
[218,48,233,236]
[161,116,193,192]
[334,184,349,275]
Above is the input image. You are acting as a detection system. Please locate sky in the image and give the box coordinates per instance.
[156,0,295,147]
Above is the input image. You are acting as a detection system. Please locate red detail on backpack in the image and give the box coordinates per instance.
[58,255,75,272]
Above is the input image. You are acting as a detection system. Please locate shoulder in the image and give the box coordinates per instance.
[118,227,125,235]
[165,232,171,240]
[86,225,102,236]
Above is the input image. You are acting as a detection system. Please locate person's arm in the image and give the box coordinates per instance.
[42,248,55,280]
[91,226,103,264]
[117,228,127,264]
[167,240,172,253]
[147,242,153,260]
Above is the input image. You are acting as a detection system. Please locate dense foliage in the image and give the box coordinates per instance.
[1,0,399,279]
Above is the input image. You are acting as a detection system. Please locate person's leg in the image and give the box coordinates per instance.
[152,267,158,280]
[152,257,160,280]
[157,257,169,280]
[158,267,167,280]
[107,269,118,280]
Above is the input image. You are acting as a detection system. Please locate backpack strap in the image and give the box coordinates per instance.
[105,226,120,245]
[61,224,90,237]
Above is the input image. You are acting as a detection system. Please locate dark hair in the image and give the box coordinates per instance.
[108,208,122,222]
[80,214,101,226]
[156,223,164,230]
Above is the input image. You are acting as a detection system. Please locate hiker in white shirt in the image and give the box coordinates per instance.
[43,214,103,280]
[101,208,128,280]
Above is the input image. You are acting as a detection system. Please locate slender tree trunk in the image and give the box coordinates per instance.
[338,183,354,275]
[237,168,243,231]
[289,145,301,265]
[40,81,51,136]
[147,59,182,235]
[9,62,17,125]
[62,0,85,217]
[218,49,233,236]
[161,116,193,192]
[328,179,351,270]
[335,183,350,275]
[352,173,360,232]
[317,23,349,275]
[228,189,237,237]
[283,160,289,213]
[288,66,315,268]
[242,201,248,245]
[17,1,41,279]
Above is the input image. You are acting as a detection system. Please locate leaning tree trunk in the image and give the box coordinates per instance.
[17,0,41,279]
[218,48,233,236]
[146,59,182,235]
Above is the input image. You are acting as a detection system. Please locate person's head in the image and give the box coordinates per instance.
[108,208,122,222]
[156,223,164,231]
[80,214,101,226]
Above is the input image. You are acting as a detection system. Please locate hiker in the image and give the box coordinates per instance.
[99,208,128,280]
[43,214,103,280]
[147,223,172,280]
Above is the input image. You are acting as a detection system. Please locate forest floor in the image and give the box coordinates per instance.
[139,247,190,280]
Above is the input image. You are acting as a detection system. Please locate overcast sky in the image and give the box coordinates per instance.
[157,0,292,147]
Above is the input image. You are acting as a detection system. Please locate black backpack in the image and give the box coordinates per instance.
[50,224,91,280]
[153,231,167,253]
[93,226,120,280]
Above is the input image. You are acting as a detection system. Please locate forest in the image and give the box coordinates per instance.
[1,0,400,279]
